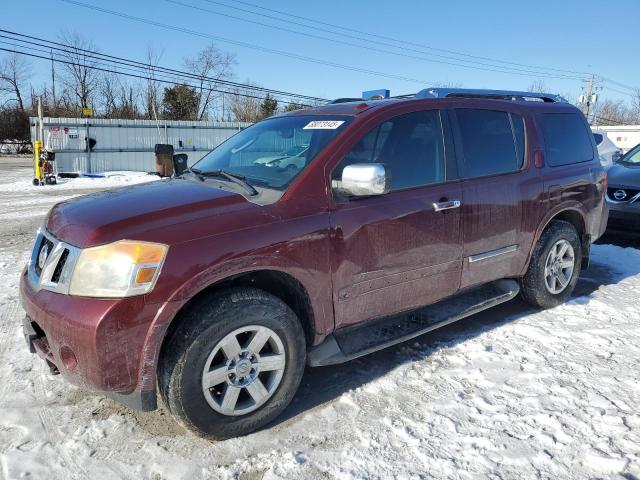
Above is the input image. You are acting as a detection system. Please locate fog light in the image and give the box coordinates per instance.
[59,346,78,372]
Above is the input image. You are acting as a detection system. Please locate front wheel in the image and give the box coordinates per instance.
[158,288,306,440]
[520,220,582,309]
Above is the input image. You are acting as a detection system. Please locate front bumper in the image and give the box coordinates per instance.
[607,202,640,232]
[19,269,160,410]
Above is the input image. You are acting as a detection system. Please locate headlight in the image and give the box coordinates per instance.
[69,240,168,298]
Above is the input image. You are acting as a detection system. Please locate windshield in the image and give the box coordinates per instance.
[620,144,640,165]
[192,115,352,190]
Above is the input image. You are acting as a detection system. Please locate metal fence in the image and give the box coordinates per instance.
[30,117,251,173]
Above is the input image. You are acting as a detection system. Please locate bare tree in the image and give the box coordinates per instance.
[100,73,141,119]
[58,30,100,111]
[229,82,261,122]
[633,90,640,121]
[144,46,164,121]
[100,72,119,116]
[184,43,235,121]
[594,98,640,125]
[527,80,548,93]
[0,53,31,111]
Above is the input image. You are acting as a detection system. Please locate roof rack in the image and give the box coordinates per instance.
[328,97,365,104]
[415,88,568,103]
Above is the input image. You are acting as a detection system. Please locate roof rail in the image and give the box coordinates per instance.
[415,88,568,103]
[328,97,364,104]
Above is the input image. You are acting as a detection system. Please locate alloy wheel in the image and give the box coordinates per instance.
[544,239,575,295]
[201,325,286,416]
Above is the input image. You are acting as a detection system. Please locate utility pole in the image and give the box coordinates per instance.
[50,49,56,114]
[580,74,600,124]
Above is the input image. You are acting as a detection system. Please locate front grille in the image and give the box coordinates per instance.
[28,229,80,295]
[607,187,640,203]
[51,248,69,283]
[34,236,54,276]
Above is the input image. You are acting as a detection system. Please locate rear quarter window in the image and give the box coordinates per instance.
[540,113,594,166]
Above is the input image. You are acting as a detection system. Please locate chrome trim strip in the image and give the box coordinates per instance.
[468,245,519,263]
[605,190,640,205]
[433,199,461,212]
[28,228,80,295]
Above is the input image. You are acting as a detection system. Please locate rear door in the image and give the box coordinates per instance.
[450,107,540,289]
[329,108,463,328]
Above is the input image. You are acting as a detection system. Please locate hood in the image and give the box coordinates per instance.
[607,163,640,188]
[47,178,251,247]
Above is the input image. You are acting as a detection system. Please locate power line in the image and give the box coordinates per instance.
[218,0,592,77]
[59,0,441,86]
[166,0,585,81]
[599,76,639,93]
[0,29,325,103]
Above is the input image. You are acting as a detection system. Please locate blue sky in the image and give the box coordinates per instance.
[4,0,639,104]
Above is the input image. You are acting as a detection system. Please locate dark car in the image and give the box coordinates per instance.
[606,143,640,231]
[20,88,608,439]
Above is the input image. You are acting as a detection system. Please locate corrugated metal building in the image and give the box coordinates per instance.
[30,117,251,173]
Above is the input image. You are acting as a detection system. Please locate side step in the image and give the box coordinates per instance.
[308,279,519,367]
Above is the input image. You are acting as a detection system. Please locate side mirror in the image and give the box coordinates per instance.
[612,151,623,163]
[334,163,387,196]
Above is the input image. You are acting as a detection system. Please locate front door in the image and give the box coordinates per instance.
[330,109,463,328]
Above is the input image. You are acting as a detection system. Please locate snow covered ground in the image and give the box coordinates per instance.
[1,158,639,479]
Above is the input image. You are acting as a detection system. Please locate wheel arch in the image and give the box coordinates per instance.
[527,206,590,272]
[161,268,317,354]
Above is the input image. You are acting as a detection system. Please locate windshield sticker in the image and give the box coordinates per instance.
[303,120,345,130]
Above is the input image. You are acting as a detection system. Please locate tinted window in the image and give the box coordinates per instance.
[540,113,594,166]
[335,110,445,191]
[456,109,522,178]
[512,113,526,168]
[593,133,604,145]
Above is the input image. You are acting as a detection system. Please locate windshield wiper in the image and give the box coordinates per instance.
[192,168,258,196]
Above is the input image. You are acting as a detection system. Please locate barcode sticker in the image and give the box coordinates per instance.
[303,120,345,130]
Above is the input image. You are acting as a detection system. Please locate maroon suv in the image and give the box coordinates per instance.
[20,88,608,439]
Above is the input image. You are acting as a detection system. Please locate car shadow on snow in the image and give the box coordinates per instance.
[272,251,637,429]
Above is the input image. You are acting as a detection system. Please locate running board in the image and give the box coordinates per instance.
[308,279,519,367]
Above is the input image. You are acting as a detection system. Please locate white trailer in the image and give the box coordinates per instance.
[594,125,640,153]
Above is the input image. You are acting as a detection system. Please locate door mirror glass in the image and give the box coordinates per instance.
[334,163,387,196]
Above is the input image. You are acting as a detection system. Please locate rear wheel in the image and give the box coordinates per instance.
[158,288,306,439]
[520,220,582,309]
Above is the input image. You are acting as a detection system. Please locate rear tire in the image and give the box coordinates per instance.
[158,287,306,440]
[520,220,582,309]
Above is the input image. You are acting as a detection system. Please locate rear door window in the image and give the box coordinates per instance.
[454,109,524,178]
[540,113,594,166]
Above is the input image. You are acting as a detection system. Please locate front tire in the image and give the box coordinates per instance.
[158,288,306,440]
[520,220,582,309]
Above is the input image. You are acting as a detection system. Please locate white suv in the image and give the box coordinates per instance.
[592,129,622,167]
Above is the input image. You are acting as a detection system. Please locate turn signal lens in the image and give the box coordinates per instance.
[135,266,158,284]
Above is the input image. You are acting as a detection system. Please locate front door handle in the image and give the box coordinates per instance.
[433,199,461,212]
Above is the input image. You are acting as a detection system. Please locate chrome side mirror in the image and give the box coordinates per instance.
[333,163,388,196]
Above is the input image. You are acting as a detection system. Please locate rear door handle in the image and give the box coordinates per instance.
[433,200,461,212]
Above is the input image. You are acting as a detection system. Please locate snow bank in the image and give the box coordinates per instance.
[0,171,158,193]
